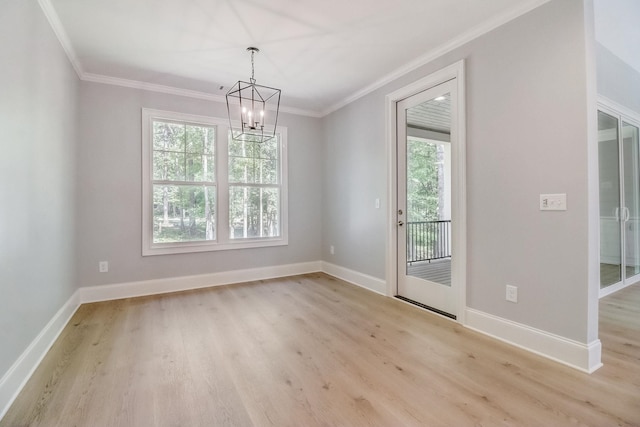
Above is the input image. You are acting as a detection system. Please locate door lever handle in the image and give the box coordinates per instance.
[398,221,404,226]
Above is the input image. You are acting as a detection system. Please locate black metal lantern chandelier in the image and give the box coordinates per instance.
[226,47,281,143]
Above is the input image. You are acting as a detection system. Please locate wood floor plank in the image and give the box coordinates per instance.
[1,273,639,426]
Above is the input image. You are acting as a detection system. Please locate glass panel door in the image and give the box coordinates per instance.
[598,111,622,288]
[397,79,457,318]
[623,121,640,281]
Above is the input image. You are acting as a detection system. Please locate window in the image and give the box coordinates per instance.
[228,132,281,239]
[142,109,287,255]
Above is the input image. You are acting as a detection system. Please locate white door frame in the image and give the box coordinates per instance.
[385,60,467,324]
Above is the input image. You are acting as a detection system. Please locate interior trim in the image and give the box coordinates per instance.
[385,60,467,324]
[465,308,603,373]
[83,73,321,118]
[37,0,551,119]
[80,261,322,304]
[1,259,603,422]
[321,261,387,295]
[0,261,321,421]
[321,0,551,116]
[0,292,80,421]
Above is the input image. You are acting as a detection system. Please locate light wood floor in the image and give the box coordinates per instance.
[2,273,639,426]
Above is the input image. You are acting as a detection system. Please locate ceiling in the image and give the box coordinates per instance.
[407,95,451,135]
[45,0,552,115]
[43,0,637,117]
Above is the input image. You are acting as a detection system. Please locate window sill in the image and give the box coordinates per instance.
[143,237,288,256]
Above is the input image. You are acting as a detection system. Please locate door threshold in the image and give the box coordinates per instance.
[394,295,456,320]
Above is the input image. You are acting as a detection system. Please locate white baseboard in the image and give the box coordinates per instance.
[0,291,81,420]
[0,261,321,422]
[80,261,322,303]
[2,261,604,423]
[465,308,602,373]
[321,261,387,295]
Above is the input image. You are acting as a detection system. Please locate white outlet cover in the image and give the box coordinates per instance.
[99,261,109,273]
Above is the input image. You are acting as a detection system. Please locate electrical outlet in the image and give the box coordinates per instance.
[99,261,109,273]
[375,198,380,209]
[506,285,518,303]
[330,245,335,255]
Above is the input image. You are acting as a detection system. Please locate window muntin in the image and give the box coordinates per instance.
[229,186,281,239]
[151,120,216,245]
[152,184,216,243]
[228,132,279,185]
[228,134,281,239]
[142,109,287,255]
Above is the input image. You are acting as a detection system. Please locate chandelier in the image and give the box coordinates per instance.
[226,47,281,143]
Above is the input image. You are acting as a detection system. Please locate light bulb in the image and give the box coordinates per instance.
[241,107,247,123]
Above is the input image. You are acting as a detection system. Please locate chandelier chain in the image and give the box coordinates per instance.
[250,49,256,84]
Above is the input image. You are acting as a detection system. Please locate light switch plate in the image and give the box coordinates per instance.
[540,193,567,211]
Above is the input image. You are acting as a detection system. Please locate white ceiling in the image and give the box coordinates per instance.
[45,0,629,117]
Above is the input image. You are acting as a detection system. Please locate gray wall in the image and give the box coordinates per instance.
[0,0,599,384]
[76,83,323,287]
[322,0,594,342]
[0,0,79,377]
[596,43,640,115]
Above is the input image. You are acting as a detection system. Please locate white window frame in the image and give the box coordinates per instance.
[142,108,288,256]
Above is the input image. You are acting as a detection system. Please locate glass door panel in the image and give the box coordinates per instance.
[598,111,622,288]
[623,121,640,280]
[405,96,452,286]
[397,79,457,317]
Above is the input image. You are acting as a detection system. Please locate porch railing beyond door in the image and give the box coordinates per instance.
[406,220,451,263]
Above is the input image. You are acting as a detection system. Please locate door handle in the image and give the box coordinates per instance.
[398,221,404,227]
[615,207,620,222]
[624,207,630,222]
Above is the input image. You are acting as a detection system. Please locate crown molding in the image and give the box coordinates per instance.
[39,0,550,119]
[83,73,226,102]
[37,0,321,118]
[38,0,83,77]
[321,0,552,117]
[81,73,322,118]
[278,104,324,118]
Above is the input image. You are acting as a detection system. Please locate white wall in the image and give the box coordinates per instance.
[76,82,323,287]
[322,0,596,343]
[0,0,79,378]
